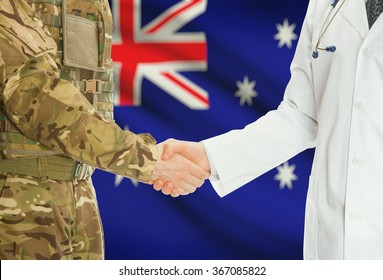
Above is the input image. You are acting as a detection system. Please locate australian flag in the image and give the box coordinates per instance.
[94,0,314,259]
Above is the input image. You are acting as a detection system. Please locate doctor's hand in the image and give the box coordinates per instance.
[150,140,210,197]
[150,139,211,197]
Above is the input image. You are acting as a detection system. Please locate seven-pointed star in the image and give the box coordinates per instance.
[274,18,298,49]
[274,162,298,190]
[235,76,258,106]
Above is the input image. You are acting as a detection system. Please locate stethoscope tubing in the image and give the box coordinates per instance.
[312,0,346,58]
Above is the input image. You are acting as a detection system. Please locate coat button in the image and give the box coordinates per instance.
[354,102,364,111]
[362,48,370,56]
[349,212,359,221]
[352,157,363,166]
[349,212,362,222]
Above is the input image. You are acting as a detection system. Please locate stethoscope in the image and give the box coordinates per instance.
[312,0,346,59]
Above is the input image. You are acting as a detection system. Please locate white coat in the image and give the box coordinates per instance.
[202,0,383,259]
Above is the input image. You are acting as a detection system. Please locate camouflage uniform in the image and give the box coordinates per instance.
[0,0,157,259]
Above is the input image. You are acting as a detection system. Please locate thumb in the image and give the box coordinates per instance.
[161,141,184,160]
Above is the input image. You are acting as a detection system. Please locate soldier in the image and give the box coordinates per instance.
[0,0,209,259]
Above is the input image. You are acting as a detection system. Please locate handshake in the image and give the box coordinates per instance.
[149,139,211,197]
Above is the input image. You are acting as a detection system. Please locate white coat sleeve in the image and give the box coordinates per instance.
[202,0,319,197]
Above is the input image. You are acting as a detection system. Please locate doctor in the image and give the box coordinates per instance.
[154,0,383,259]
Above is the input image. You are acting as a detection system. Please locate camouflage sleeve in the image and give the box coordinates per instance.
[0,0,157,182]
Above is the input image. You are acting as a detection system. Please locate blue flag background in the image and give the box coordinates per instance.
[93,0,315,259]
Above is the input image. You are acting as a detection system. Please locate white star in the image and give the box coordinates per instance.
[274,162,298,190]
[114,124,139,188]
[274,18,298,49]
[235,76,258,106]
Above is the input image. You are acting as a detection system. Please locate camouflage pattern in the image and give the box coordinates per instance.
[0,173,103,260]
[2,54,157,178]
[0,0,157,181]
[0,0,158,259]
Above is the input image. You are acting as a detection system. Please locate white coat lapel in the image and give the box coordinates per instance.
[341,0,369,39]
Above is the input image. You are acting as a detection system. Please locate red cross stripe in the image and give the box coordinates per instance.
[112,0,209,109]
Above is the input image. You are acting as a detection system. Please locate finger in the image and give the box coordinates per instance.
[170,192,180,198]
[177,175,204,191]
[148,180,153,185]
[162,182,184,198]
[169,185,180,198]
[173,181,198,195]
[189,161,210,180]
[172,189,190,197]
[163,181,175,190]
[153,179,165,191]
[177,188,191,196]
[174,186,196,196]
[161,183,173,195]
[170,188,190,197]
[166,182,189,197]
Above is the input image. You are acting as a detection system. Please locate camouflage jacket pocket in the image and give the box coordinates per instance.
[63,13,101,71]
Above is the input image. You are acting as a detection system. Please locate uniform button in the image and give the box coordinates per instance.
[362,48,370,56]
[354,102,364,111]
